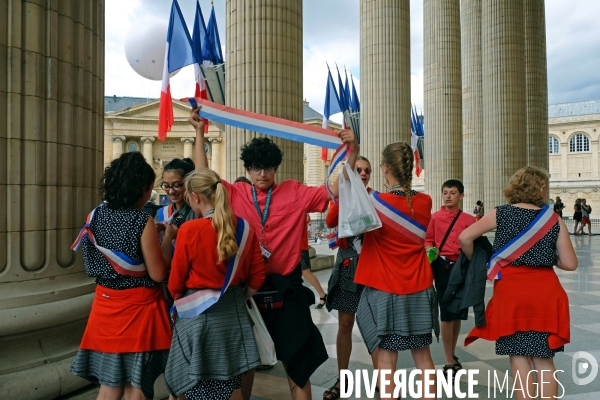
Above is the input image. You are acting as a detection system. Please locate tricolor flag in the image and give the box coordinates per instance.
[344,70,352,112]
[327,232,339,250]
[411,106,424,177]
[202,5,223,65]
[351,74,360,112]
[192,1,209,133]
[337,68,350,116]
[322,68,342,161]
[158,0,198,141]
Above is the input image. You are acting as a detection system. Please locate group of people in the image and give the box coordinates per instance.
[554,196,593,235]
[69,105,578,400]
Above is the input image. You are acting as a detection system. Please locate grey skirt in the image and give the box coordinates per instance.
[356,286,440,354]
[70,349,169,399]
[164,285,260,397]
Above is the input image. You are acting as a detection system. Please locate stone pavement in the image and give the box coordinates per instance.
[251,235,600,399]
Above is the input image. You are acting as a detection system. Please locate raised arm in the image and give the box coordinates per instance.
[189,106,209,169]
[458,209,497,260]
[328,129,359,199]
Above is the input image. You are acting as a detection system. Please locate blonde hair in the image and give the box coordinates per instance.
[185,170,238,263]
[503,166,548,206]
[381,142,415,208]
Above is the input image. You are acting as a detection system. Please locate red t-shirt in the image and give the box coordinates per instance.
[222,180,329,276]
[169,218,265,299]
[301,214,310,251]
[425,206,476,261]
[354,192,433,295]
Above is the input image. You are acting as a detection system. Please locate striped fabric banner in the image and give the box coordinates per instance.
[327,232,339,250]
[182,97,342,149]
[370,192,427,244]
[174,217,252,319]
[71,205,148,278]
[487,205,558,281]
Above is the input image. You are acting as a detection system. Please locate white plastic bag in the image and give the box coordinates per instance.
[338,162,382,238]
[246,298,277,365]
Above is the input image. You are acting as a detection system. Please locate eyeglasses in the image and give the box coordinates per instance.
[160,182,185,191]
[249,166,276,175]
[356,167,372,175]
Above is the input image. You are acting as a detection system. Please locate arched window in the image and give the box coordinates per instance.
[548,136,559,154]
[569,134,590,152]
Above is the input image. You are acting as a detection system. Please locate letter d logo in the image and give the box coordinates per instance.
[572,351,598,386]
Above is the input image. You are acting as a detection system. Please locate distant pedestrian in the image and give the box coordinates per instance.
[474,200,484,221]
[573,199,582,235]
[577,199,592,236]
[553,197,565,218]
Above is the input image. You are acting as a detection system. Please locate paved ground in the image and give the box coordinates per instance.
[251,235,600,399]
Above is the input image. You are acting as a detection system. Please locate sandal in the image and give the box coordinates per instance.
[316,295,327,309]
[323,378,340,399]
[453,355,463,370]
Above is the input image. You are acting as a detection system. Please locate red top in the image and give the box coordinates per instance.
[325,188,372,249]
[424,206,476,261]
[169,218,265,299]
[354,192,433,295]
[301,214,310,251]
[222,180,329,276]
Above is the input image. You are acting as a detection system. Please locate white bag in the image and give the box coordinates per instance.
[338,162,382,238]
[246,298,277,365]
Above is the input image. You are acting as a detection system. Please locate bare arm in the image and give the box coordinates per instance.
[555,217,578,271]
[189,106,209,169]
[328,129,359,199]
[160,223,178,267]
[458,209,498,260]
[140,217,167,282]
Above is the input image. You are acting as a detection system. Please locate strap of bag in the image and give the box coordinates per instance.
[438,210,462,253]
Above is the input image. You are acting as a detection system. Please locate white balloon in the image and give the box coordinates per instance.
[124,18,180,81]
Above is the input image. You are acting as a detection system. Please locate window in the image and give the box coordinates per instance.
[127,142,139,152]
[569,134,590,152]
[548,136,559,154]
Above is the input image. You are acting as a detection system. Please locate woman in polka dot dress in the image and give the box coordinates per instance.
[70,152,174,400]
[459,167,577,399]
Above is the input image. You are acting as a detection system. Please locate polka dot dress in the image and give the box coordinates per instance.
[81,204,156,289]
[330,238,364,314]
[493,205,562,357]
[183,375,242,400]
[379,333,432,352]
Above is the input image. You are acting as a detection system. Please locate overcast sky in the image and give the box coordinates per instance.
[105,0,600,120]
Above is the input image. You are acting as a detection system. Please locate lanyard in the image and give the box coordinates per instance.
[252,186,272,229]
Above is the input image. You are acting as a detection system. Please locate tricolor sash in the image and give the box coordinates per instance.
[174,217,252,319]
[327,232,339,250]
[325,145,348,203]
[156,204,175,224]
[71,205,148,278]
[370,192,427,244]
[182,97,342,149]
[487,205,558,281]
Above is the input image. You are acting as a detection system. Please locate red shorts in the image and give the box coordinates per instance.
[582,216,591,224]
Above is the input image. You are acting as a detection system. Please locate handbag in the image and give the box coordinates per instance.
[246,298,278,365]
[338,163,382,238]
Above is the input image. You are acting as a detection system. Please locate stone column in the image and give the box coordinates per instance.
[524,0,549,170]
[225,0,304,183]
[482,0,527,209]
[360,0,412,192]
[112,135,125,160]
[209,137,223,175]
[0,0,104,398]
[461,0,484,211]
[140,136,155,165]
[424,0,462,208]
[181,137,195,159]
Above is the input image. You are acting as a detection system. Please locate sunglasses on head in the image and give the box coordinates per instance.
[356,167,372,175]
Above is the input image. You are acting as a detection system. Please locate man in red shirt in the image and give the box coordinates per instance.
[190,107,357,400]
[425,180,476,375]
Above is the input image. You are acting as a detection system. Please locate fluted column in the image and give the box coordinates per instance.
[181,137,195,159]
[225,0,304,183]
[524,0,549,170]
[112,135,125,159]
[424,0,462,208]
[360,0,411,191]
[0,0,104,397]
[461,0,484,211]
[209,137,223,175]
[482,0,527,209]
[141,136,155,165]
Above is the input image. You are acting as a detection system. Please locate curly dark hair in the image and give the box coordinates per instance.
[100,152,155,209]
[163,157,195,178]
[239,137,283,169]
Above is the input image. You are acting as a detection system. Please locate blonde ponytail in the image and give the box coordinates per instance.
[185,170,238,263]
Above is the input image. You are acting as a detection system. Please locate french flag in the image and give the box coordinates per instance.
[158,0,198,142]
[322,68,342,161]
[192,1,209,133]
[411,106,424,177]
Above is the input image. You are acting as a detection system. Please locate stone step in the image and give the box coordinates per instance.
[309,254,334,271]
